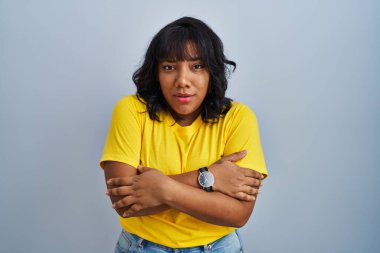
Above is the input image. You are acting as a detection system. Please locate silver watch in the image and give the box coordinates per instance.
[198,167,214,192]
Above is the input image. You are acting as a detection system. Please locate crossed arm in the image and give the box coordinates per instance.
[104,151,264,228]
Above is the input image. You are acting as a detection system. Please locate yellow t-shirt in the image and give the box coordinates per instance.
[100,95,267,248]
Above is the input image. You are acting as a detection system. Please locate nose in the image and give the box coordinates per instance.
[174,67,191,88]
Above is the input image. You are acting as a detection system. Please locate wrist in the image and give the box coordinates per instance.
[161,177,179,204]
[208,165,219,192]
[198,167,215,192]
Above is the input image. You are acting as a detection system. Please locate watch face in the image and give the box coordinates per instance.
[198,171,215,188]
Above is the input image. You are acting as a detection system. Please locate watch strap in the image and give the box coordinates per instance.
[205,185,213,192]
[199,167,208,173]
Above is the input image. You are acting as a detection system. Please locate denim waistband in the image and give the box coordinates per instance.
[115,229,244,253]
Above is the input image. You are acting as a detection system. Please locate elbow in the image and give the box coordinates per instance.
[232,203,255,227]
[227,211,251,228]
[230,198,255,227]
[116,209,125,218]
[232,216,250,228]
[113,207,128,218]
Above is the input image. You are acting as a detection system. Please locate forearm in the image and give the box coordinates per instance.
[103,161,138,217]
[127,205,170,217]
[105,159,263,220]
[163,179,256,227]
[169,171,199,188]
[169,164,263,203]
[104,162,171,217]
[127,171,199,217]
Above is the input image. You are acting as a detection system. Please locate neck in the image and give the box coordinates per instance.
[170,109,201,127]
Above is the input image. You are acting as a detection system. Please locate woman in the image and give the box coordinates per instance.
[100,17,267,253]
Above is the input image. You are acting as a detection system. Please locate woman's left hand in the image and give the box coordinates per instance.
[106,167,173,217]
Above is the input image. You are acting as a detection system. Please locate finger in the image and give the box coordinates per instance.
[246,177,261,187]
[123,204,141,218]
[107,177,134,187]
[244,169,264,179]
[106,186,133,196]
[112,196,134,209]
[236,192,256,201]
[221,150,247,162]
[241,185,259,195]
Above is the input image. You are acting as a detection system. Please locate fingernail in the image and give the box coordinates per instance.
[241,150,247,154]
[123,212,129,218]
[107,180,111,184]
[105,190,109,195]
[112,204,116,209]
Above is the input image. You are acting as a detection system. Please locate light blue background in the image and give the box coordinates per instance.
[1,1,379,252]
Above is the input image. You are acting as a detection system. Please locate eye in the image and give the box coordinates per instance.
[193,64,205,70]
[162,65,175,70]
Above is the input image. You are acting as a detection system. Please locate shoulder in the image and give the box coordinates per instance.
[114,95,147,113]
[225,101,257,120]
[218,101,260,133]
[111,95,148,125]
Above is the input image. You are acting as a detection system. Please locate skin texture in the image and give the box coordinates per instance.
[104,55,264,227]
[105,151,263,227]
[158,48,209,126]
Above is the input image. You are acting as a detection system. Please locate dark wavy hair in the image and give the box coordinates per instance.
[133,16,236,123]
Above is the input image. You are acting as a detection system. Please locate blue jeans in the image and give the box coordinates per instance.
[114,229,244,253]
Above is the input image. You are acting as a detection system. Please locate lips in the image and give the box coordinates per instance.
[174,93,193,103]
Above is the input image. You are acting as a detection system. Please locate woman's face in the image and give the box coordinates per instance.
[158,53,209,126]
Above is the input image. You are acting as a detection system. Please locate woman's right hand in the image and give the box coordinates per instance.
[209,150,264,201]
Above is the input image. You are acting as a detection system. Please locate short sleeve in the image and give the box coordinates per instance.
[224,104,268,178]
[99,96,143,169]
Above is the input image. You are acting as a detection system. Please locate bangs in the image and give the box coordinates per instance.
[156,28,207,62]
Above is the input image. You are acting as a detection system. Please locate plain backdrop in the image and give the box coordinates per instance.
[1,1,379,252]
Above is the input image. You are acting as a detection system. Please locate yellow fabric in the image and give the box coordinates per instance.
[100,95,267,248]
